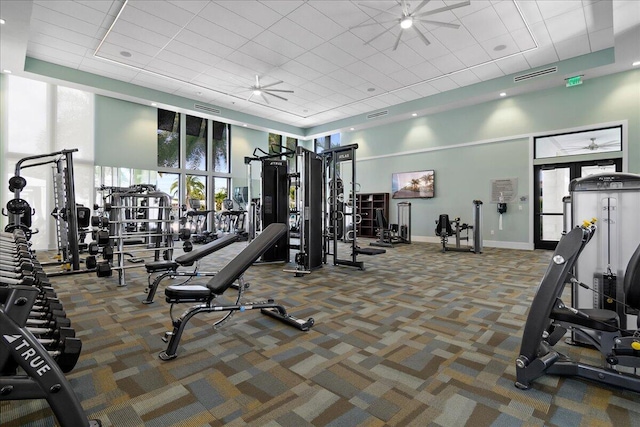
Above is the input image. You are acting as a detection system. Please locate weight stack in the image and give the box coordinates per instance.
[261,159,289,262]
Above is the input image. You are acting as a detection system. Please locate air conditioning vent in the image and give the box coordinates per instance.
[366,110,388,120]
[194,104,221,114]
[514,66,558,82]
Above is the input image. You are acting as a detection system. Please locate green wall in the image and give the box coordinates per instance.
[94,95,157,169]
[341,68,639,247]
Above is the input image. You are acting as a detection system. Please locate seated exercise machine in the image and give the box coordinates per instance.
[159,223,315,360]
[434,200,483,253]
[515,222,640,392]
[1,229,100,426]
[143,234,239,304]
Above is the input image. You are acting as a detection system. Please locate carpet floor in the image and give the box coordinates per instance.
[2,238,640,426]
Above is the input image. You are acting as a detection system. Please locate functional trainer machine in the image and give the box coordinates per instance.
[371,202,412,247]
[515,222,640,393]
[434,200,483,253]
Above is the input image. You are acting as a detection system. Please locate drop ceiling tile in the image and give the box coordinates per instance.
[588,27,614,52]
[314,75,352,94]
[97,42,154,67]
[260,0,305,16]
[311,43,359,68]
[217,1,284,28]
[295,51,340,74]
[449,0,493,19]
[119,4,183,38]
[30,19,97,49]
[510,27,537,51]
[375,92,407,106]
[554,34,591,61]
[79,56,141,80]
[225,50,274,75]
[187,16,249,50]
[408,60,443,80]
[454,44,492,67]
[327,69,369,88]
[155,49,210,74]
[31,3,100,37]
[471,62,504,81]
[280,60,324,82]
[110,19,172,49]
[528,20,553,46]
[460,6,509,42]
[27,43,85,66]
[345,61,392,89]
[173,30,235,58]
[545,8,587,44]
[287,3,345,41]
[429,76,459,92]
[102,30,163,59]
[407,81,441,99]
[405,34,451,60]
[584,0,613,33]
[390,88,423,103]
[310,1,372,28]
[128,1,195,28]
[517,1,543,24]
[34,1,106,26]
[168,1,209,15]
[495,55,531,76]
[430,54,465,74]
[480,34,521,59]
[386,43,429,68]
[254,30,307,60]
[198,3,265,39]
[448,70,482,87]
[431,25,477,52]
[130,72,187,92]
[146,59,202,81]
[362,52,405,75]
[493,1,528,32]
[523,45,560,68]
[267,69,308,87]
[330,32,378,60]
[75,1,118,14]
[237,41,291,67]
[388,68,423,86]
[269,17,325,50]
[536,0,579,20]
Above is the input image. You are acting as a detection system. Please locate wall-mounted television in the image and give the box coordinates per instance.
[392,170,435,199]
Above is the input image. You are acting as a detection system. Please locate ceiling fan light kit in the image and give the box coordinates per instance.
[355,0,471,51]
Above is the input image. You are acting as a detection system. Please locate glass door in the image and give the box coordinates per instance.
[534,159,621,249]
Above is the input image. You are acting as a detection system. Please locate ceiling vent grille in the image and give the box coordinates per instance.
[514,66,558,82]
[194,104,221,115]
[366,110,388,120]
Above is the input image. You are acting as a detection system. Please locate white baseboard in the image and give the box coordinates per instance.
[410,235,533,250]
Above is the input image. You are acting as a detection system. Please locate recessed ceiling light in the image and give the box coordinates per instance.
[151,102,157,106]
[633,61,640,67]
[3,69,12,74]
[120,51,132,57]
[0,18,6,25]
[350,127,355,131]
[196,91,202,96]
[243,124,247,127]
[494,44,507,51]
[500,92,507,97]
[412,113,417,117]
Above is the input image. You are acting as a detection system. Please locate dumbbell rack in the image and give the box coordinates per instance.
[0,230,101,426]
[94,186,175,286]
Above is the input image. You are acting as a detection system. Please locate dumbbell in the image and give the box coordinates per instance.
[36,327,76,350]
[27,316,72,331]
[90,215,110,228]
[96,261,112,277]
[47,336,82,373]
[88,242,114,260]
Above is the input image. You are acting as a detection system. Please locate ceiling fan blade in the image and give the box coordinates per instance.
[255,75,260,88]
[259,92,270,104]
[392,30,403,51]
[260,80,285,89]
[264,89,294,93]
[416,0,470,17]
[247,92,255,102]
[412,26,431,46]
[359,3,399,17]
[399,0,408,15]
[350,18,399,29]
[265,92,288,101]
[364,24,397,46]
[417,19,460,29]
[412,0,432,15]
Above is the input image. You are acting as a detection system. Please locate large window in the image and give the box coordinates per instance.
[186,115,207,171]
[157,109,180,168]
[3,75,95,250]
[314,133,341,154]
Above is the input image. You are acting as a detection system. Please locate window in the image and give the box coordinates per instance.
[534,126,622,159]
[212,121,229,173]
[157,109,180,168]
[314,133,341,154]
[269,133,282,154]
[286,137,298,172]
[186,115,207,171]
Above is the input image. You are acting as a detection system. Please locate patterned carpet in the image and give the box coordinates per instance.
[2,239,640,426]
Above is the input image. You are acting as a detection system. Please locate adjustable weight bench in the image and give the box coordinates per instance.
[143,234,239,304]
[159,223,314,360]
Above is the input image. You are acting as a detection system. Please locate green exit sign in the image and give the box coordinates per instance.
[566,75,583,87]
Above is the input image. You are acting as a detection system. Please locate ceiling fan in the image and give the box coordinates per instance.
[352,0,471,51]
[247,75,294,104]
[564,138,620,153]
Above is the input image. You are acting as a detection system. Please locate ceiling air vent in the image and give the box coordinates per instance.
[194,104,221,115]
[514,66,558,83]
[366,110,388,120]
